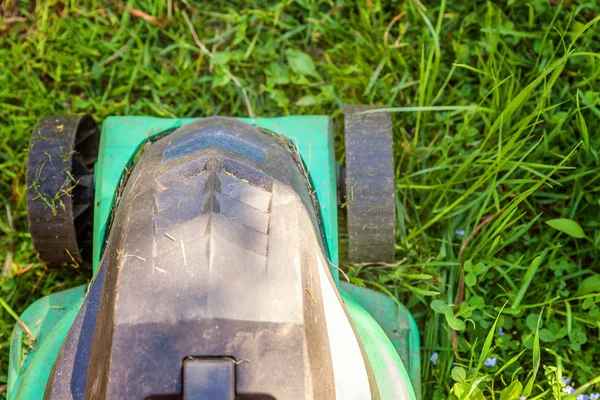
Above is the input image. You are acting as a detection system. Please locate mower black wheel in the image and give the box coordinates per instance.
[343,105,396,264]
[26,115,100,269]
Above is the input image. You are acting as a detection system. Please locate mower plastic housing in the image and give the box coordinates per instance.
[8,116,421,400]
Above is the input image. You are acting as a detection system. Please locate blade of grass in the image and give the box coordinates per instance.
[522,310,543,396]
[511,251,547,309]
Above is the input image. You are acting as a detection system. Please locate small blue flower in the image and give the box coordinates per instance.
[498,327,504,337]
[520,397,526,400]
[563,386,575,395]
[577,395,589,400]
[430,351,439,366]
[455,229,466,236]
[590,394,600,400]
[561,377,572,384]
[484,357,497,367]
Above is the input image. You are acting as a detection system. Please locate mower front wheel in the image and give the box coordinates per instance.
[26,115,100,270]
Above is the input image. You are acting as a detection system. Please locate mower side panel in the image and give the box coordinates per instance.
[93,116,339,281]
[340,289,417,400]
[7,286,85,400]
[341,283,422,400]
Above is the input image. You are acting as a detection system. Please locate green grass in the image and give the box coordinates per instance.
[1,0,600,398]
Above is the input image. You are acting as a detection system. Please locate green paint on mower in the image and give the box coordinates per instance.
[10,113,421,399]
[92,116,339,279]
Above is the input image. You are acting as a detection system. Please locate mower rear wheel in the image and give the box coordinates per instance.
[26,115,100,269]
[343,105,396,264]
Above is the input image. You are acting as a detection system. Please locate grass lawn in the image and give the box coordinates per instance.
[1,0,600,398]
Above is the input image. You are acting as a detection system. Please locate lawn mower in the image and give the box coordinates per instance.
[8,107,421,399]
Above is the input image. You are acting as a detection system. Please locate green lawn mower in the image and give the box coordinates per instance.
[8,108,421,399]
